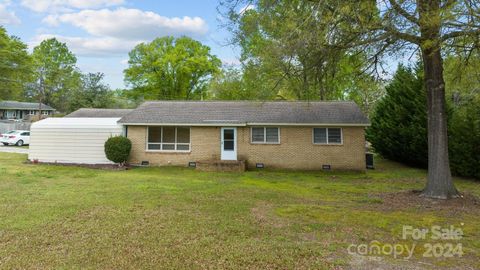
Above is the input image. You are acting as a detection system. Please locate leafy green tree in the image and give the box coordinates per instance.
[444,54,480,101]
[208,66,245,100]
[445,54,480,179]
[124,36,222,100]
[448,96,480,179]
[221,0,378,101]
[31,38,81,112]
[208,66,277,100]
[68,73,114,113]
[0,26,32,100]
[367,65,428,167]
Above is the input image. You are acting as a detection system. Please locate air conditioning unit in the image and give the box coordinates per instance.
[366,153,374,169]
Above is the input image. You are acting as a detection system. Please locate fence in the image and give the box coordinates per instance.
[0,121,31,134]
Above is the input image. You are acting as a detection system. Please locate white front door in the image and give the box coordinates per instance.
[221,127,237,160]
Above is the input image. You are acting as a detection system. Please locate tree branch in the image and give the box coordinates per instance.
[381,24,421,44]
[387,0,419,25]
[442,28,480,41]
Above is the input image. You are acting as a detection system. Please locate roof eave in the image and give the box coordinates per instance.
[118,122,370,127]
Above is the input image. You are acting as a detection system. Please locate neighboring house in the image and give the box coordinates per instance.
[0,101,55,120]
[118,101,370,170]
[65,108,134,118]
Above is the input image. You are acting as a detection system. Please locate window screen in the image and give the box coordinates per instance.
[147,127,190,151]
[265,128,279,143]
[251,127,265,143]
[251,127,279,143]
[313,128,342,144]
[328,128,342,144]
[313,128,326,144]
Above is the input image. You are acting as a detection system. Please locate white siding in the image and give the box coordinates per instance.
[28,118,123,164]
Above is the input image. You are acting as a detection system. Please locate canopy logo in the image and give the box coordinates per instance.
[347,224,464,259]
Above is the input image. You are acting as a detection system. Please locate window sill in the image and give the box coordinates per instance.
[146,150,191,154]
[250,142,281,145]
[313,143,343,146]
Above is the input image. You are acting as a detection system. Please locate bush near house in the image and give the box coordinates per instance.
[104,136,132,165]
[367,65,480,179]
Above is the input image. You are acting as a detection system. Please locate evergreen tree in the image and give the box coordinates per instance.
[367,65,428,167]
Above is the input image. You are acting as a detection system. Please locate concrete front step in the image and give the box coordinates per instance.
[195,160,246,172]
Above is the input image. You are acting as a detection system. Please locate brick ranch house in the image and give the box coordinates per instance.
[116,101,370,171]
[0,101,55,120]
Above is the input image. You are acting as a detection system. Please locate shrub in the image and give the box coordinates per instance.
[367,65,428,168]
[104,136,132,165]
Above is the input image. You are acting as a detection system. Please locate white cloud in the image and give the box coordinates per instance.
[20,0,124,13]
[0,1,20,24]
[43,8,209,40]
[30,34,143,57]
[35,8,209,57]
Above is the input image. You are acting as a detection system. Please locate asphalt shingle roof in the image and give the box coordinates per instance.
[66,108,134,118]
[118,101,369,126]
[0,101,55,111]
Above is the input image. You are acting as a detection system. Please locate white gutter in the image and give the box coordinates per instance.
[119,122,370,127]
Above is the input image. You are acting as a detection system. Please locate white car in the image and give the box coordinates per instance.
[1,130,30,146]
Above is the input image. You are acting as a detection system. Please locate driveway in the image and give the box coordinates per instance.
[0,145,29,154]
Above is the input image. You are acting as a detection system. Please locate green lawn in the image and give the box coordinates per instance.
[0,153,479,269]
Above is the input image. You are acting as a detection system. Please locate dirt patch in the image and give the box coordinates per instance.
[25,160,131,170]
[371,190,480,214]
[251,202,287,228]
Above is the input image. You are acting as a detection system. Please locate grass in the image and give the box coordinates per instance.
[0,153,479,269]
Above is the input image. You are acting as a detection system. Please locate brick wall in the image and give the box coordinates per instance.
[127,126,366,171]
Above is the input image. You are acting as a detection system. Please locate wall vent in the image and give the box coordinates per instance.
[322,165,331,170]
[256,163,265,168]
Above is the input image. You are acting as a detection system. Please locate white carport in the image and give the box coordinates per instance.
[29,118,123,164]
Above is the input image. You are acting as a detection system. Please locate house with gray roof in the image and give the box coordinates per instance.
[118,101,370,170]
[0,101,55,121]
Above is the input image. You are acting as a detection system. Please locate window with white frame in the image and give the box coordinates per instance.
[313,128,342,144]
[251,127,280,144]
[147,127,191,151]
[42,111,49,115]
[29,110,36,115]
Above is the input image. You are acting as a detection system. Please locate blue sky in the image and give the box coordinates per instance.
[0,0,241,89]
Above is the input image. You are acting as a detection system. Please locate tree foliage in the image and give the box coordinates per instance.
[369,62,480,179]
[220,0,380,104]
[31,38,81,112]
[367,65,428,167]
[448,97,480,179]
[0,26,32,100]
[68,73,114,113]
[124,36,222,101]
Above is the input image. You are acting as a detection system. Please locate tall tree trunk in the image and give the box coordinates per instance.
[418,0,459,199]
[420,48,459,199]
